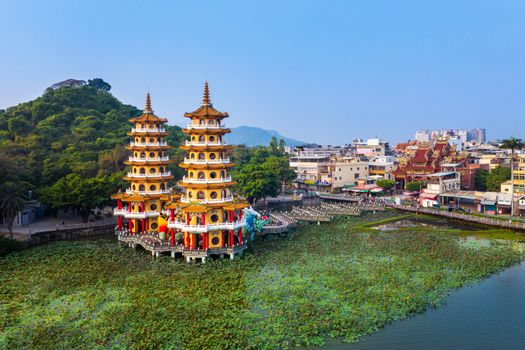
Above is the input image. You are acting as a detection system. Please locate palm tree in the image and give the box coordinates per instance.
[0,181,26,239]
[499,137,525,216]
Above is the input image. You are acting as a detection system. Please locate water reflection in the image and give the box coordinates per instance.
[323,261,525,350]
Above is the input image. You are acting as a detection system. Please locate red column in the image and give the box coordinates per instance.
[169,229,175,246]
[117,198,123,228]
[202,233,207,250]
[127,202,132,234]
[142,219,146,234]
[191,234,196,249]
[169,209,175,221]
[229,210,234,247]
[185,212,191,249]
[238,210,244,244]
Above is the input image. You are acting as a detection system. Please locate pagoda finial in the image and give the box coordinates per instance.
[144,93,153,114]
[202,81,211,106]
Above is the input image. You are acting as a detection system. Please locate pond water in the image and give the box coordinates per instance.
[373,215,488,232]
[321,260,525,350]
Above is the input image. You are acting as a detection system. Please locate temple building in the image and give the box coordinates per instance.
[393,140,467,189]
[166,82,249,261]
[113,84,249,262]
[112,94,174,234]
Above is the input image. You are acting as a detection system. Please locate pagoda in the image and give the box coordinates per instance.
[166,82,249,262]
[112,94,174,235]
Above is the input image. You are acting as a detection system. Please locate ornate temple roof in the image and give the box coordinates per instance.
[184,82,229,119]
[129,93,168,123]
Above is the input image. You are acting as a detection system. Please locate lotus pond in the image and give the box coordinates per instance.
[1,211,523,349]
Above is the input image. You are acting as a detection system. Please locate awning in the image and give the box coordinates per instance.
[370,187,384,193]
[481,199,496,205]
[419,192,438,199]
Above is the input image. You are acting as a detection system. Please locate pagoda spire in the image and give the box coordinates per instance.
[202,81,211,106]
[144,93,153,114]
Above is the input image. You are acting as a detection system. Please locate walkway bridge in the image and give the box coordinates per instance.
[387,204,525,231]
[265,201,386,234]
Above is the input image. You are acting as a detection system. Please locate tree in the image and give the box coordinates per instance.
[233,163,280,204]
[475,168,489,191]
[40,173,113,222]
[406,180,425,192]
[376,179,395,191]
[0,182,26,239]
[87,78,111,91]
[486,166,511,192]
[499,137,524,215]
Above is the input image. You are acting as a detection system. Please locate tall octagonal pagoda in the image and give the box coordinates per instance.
[113,94,175,235]
[166,82,249,261]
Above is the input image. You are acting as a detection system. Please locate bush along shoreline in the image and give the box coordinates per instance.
[0,212,523,349]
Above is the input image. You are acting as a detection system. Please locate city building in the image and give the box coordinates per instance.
[289,155,332,190]
[112,94,174,234]
[413,128,486,145]
[368,156,396,180]
[353,138,390,157]
[513,155,525,195]
[328,157,369,189]
[393,140,467,189]
[166,82,249,258]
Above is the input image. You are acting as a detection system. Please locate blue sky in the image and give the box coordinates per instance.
[0,0,524,144]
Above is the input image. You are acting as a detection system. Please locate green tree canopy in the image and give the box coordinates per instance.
[486,166,511,192]
[475,168,489,191]
[0,84,185,214]
[406,180,425,192]
[376,179,395,190]
[87,78,111,91]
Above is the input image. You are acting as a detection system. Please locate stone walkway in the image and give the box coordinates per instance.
[0,216,116,240]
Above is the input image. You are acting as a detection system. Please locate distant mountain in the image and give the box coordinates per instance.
[226,125,307,147]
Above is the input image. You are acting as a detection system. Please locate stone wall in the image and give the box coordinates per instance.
[26,224,115,247]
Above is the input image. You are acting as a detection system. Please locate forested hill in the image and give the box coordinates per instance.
[0,82,185,219]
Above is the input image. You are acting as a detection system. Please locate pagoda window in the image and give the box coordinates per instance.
[191,136,196,141]
[188,191,193,198]
[197,191,205,199]
[160,184,165,190]
[210,172,217,179]
[189,172,194,178]
[210,191,218,199]
[150,168,156,174]
[209,136,215,142]
[151,222,158,230]
[133,168,137,173]
[198,172,205,179]
[149,138,155,143]
[150,204,157,211]
[150,185,157,191]
[140,152,146,158]
[141,137,146,143]
[190,153,195,159]
[140,168,146,174]
[210,214,219,222]
[149,124,154,129]
[221,170,226,178]
[198,153,205,160]
[149,152,155,158]
[209,153,216,160]
[141,124,146,129]
[199,119,205,125]
[199,135,205,142]
[139,184,145,191]
[159,167,164,173]
[222,189,227,198]
[132,184,136,190]
[208,120,214,125]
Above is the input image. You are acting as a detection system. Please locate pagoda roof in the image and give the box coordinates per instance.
[184,82,229,119]
[129,93,168,123]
